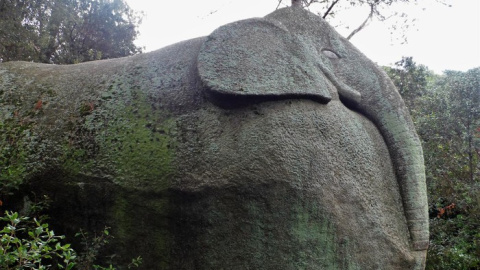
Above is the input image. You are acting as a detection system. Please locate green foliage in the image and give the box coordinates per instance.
[0,211,76,269]
[387,59,480,269]
[416,68,480,190]
[0,0,142,64]
[384,56,432,109]
[74,226,142,270]
[0,210,143,270]
[427,214,480,270]
[75,227,117,270]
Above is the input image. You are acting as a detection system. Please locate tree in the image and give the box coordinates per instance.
[438,69,480,183]
[409,68,480,269]
[292,0,303,7]
[384,56,432,109]
[417,68,480,187]
[384,59,480,268]
[282,0,445,41]
[0,0,142,64]
[0,0,44,62]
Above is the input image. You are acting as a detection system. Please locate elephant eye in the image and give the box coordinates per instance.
[322,49,340,59]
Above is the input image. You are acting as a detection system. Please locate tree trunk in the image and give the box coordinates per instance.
[291,0,302,7]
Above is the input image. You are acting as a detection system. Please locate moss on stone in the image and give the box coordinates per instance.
[86,77,177,191]
[59,146,94,177]
[0,117,30,193]
[111,190,173,268]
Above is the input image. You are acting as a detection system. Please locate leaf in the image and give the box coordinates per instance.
[35,226,44,236]
[66,262,76,270]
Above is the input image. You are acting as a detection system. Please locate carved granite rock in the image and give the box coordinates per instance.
[0,6,428,269]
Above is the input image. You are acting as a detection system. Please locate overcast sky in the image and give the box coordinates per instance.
[125,0,480,74]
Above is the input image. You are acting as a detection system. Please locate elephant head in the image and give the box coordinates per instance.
[197,6,428,253]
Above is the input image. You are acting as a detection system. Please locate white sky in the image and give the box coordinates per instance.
[125,0,480,74]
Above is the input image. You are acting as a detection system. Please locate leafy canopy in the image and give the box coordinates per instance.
[386,59,480,269]
[0,0,142,64]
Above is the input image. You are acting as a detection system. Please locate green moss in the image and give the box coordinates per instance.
[2,61,178,192]
[97,94,176,191]
[0,117,31,194]
[290,204,359,270]
[111,191,172,268]
[111,194,130,241]
[290,207,336,269]
[79,102,94,117]
[105,116,175,189]
[59,146,94,177]
[1,68,68,193]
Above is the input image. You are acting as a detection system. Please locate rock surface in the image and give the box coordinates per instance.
[0,7,428,269]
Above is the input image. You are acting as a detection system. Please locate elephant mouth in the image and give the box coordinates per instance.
[205,88,332,109]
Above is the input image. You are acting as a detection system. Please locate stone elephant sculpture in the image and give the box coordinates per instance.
[0,6,428,269]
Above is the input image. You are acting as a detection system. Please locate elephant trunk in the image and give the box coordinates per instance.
[318,64,361,105]
[359,71,429,251]
[318,58,428,251]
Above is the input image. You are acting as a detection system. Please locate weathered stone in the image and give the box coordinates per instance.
[0,7,428,269]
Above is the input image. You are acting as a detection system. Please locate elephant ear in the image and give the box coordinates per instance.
[197,18,332,103]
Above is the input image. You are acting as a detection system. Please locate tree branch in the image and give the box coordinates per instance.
[346,3,374,40]
[276,0,284,9]
[304,0,316,7]
[323,0,341,19]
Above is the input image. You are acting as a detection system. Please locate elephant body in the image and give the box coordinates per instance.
[0,7,428,269]
[174,96,416,269]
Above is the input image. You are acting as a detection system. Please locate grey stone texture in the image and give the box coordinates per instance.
[0,7,428,269]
